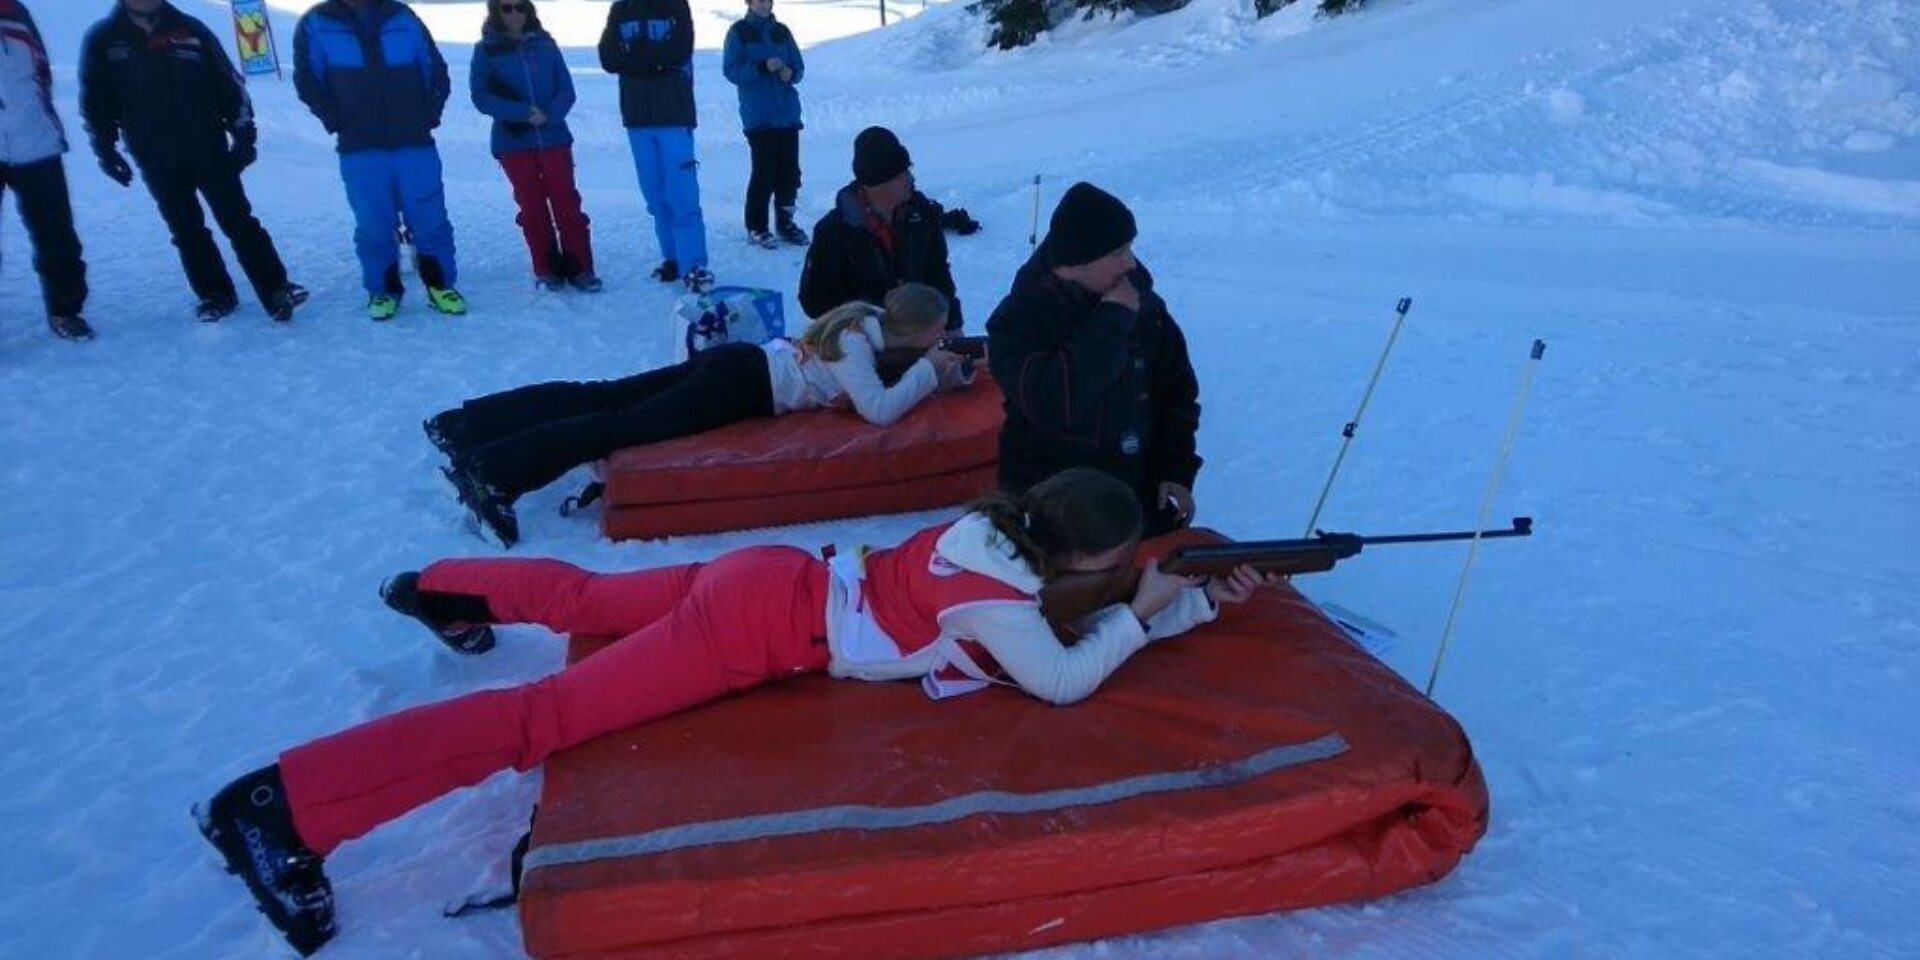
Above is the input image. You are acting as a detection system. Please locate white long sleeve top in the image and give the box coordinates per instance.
[761,311,967,425]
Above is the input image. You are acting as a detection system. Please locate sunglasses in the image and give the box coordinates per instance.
[499,2,528,12]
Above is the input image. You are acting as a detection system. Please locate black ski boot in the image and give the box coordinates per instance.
[194,764,337,957]
[267,283,309,323]
[442,458,520,548]
[48,314,95,340]
[379,571,497,655]
[421,410,470,460]
[775,208,809,246]
[197,293,240,323]
[649,259,680,284]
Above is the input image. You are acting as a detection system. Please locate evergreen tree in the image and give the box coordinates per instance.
[975,0,1051,49]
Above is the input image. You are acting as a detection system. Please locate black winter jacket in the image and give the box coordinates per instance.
[79,3,247,170]
[986,243,1202,522]
[798,184,963,329]
[598,0,696,129]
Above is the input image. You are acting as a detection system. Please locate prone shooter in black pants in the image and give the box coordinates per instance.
[79,0,307,323]
[427,285,969,547]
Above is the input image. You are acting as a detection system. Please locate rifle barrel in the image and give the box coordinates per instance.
[1345,516,1532,546]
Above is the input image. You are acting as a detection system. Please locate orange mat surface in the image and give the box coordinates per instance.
[596,377,1003,540]
[521,529,1489,959]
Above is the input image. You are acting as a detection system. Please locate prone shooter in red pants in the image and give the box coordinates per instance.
[192,469,1270,956]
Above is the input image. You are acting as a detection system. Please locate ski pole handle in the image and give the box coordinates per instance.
[1028,174,1042,247]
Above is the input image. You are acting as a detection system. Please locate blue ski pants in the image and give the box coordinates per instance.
[625,127,707,270]
[338,146,458,294]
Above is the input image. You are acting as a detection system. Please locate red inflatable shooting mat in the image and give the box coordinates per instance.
[519,528,1489,959]
[597,376,1004,541]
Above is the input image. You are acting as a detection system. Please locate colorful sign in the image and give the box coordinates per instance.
[230,0,279,77]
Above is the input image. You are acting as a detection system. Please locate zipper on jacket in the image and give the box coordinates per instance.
[521,42,543,151]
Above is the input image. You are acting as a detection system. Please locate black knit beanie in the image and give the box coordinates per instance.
[1045,182,1137,267]
[852,127,912,187]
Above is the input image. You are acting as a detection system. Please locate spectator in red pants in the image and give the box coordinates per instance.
[471,0,599,292]
[193,469,1273,955]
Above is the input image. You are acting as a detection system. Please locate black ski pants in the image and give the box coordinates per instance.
[139,155,288,307]
[456,341,777,498]
[0,156,88,318]
[743,127,801,234]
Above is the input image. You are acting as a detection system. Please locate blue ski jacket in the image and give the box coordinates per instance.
[721,11,802,132]
[294,0,450,153]
[470,25,575,157]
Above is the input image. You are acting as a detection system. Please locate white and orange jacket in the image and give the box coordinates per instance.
[826,513,1218,704]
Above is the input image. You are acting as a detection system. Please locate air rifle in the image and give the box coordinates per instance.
[1037,517,1535,640]
[875,335,988,386]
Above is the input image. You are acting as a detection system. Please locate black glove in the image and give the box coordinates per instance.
[229,125,259,171]
[93,141,134,187]
[940,207,982,236]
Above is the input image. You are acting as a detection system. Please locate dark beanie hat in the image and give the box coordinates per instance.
[852,126,912,187]
[1045,182,1137,267]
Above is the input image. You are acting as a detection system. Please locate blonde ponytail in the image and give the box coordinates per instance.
[796,301,883,363]
[797,284,949,362]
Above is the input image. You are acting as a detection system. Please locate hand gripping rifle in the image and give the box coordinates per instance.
[875,335,988,386]
[1037,518,1535,640]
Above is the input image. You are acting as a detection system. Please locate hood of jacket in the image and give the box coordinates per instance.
[934,513,1044,596]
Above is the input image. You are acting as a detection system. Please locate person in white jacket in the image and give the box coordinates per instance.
[195,467,1272,955]
[425,282,973,547]
[0,0,91,339]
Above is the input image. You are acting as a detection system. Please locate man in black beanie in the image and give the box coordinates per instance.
[797,126,963,329]
[986,182,1202,535]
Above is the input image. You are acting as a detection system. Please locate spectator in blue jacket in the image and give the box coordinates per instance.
[471,0,599,292]
[294,0,467,321]
[722,0,807,249]
[600,0,713,293]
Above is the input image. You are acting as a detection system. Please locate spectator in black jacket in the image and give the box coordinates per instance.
[798,126,962,331]
[600,0,712,293]
[81,0,305,323]
[986,182,1202,537]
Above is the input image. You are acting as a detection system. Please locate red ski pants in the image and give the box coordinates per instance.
[280,547,829,855]
[499,145,594,277]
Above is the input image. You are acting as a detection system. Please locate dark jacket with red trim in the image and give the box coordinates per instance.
[798,183,963,329]
[986,242,1202,517]
[80,2,250,169]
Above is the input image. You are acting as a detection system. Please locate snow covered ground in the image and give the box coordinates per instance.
[3,0,1917,957]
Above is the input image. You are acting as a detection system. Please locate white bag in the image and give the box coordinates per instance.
[673,286,786,359]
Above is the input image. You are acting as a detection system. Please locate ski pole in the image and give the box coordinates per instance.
[1028,174,1042,247]
[1425,338,1546,698]
[1302,297,1413,536]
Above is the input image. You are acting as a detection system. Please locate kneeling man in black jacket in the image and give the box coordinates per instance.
[986,182,1201,536]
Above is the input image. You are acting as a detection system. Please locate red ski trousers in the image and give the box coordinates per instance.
[499,145,594,277]
[280,547,829,855]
